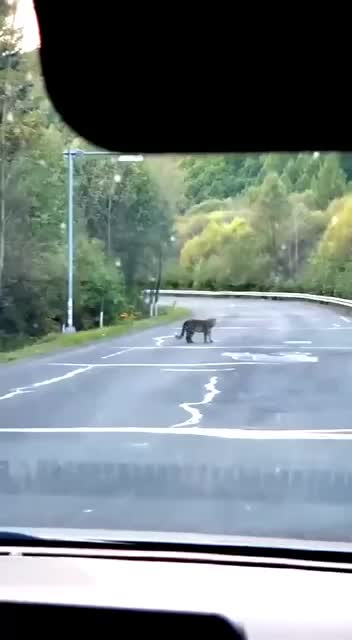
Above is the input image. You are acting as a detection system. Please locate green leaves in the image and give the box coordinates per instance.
[0,11,176,338]
[74,235,126,329]
[311,154,346,209]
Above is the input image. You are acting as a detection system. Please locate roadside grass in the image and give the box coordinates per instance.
[0,307,189,364]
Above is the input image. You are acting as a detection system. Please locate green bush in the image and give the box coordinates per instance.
[162,262,194,289]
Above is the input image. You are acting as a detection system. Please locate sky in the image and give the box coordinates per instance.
[14,0,40,51]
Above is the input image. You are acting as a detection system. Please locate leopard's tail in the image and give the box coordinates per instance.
[175,321,187,339]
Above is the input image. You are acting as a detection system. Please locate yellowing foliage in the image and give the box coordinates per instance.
[176,209,240,243]
[180,217,251,270]
[317,195,352,260]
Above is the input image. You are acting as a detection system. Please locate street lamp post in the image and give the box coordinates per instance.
[67,149,75,332]
[62,150,143,332]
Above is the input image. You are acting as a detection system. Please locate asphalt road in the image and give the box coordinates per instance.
[1,296,352,542]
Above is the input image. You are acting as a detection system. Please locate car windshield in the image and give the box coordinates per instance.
[1,2,352,547]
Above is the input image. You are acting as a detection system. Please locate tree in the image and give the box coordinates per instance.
[180,216,268,289]
[74,235,126,329]
[311,154,346,210]
[303,195,352,296]
[177,208,237,244]
[250,173,291,277]
[181,154,257,205]
[0,1,39,292]
[144,155,187,214]
[285,191,327,276]
[339,153,352,183]
[316,196,352,262]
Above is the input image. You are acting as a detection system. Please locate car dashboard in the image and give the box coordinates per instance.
[1,540,352,639]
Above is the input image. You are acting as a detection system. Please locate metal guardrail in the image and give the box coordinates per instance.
[146,289,352,309]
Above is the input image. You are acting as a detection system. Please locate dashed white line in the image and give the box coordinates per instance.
[340,316,351,323]
[284,341,312,344]
[171,376,221,427]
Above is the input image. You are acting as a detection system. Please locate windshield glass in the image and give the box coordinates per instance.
[1,2,352,547]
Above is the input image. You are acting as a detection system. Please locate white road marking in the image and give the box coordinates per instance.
[83,509,93,513]
[153,335,174,347]
[163,368,236,372]
[340,316,351,323]
[209,327,352,331]
[101,347,136,360]
[64,344,352,350]
[1,427,352,440]
[0,388,33,400]
[172,376,220,427]
[216,326,249,330]
[228,327,352,331]
[284,340,312,344]
[130,442,149,447]
[0,366,93,402]
[48,361,314,368]
[333,323,341,328]
[223,352,318,363]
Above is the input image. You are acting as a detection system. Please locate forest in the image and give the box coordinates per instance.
[164,153,352,296]
[1,2,352,348]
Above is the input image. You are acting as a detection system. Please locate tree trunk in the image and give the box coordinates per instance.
[288,238,293,278]
[151,245,163,316]
[154,245,163,306]
[107,193,112,256]
[0,157,5,294]
[294,218,299,268]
